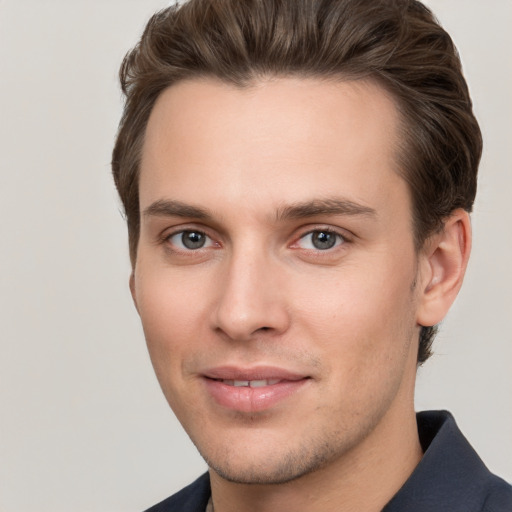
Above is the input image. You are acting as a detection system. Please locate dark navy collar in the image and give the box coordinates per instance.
[383,410,511,511]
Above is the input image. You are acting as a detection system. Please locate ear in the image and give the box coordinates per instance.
[416,209,472,328]
[129,272,140,314]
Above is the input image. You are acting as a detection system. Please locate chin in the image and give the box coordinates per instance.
[197,433,346,485]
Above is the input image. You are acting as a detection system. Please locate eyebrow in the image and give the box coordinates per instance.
[275,198,377,221]
[143,199,211,219]
[142,197,377,222]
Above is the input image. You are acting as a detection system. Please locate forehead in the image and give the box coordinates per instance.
[139,77,407,220]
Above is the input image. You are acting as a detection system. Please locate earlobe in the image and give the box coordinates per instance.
[416,209,472,328]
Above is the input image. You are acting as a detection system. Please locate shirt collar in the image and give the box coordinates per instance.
[383,410,492,512]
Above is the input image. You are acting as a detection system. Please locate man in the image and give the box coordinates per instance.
[112,0,512,510]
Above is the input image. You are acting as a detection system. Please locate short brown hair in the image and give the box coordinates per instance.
[112,0,482,363]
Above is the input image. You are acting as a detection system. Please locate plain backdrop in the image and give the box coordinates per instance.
[0,1,510,511]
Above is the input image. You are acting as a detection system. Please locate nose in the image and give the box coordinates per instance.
[212,246,291,342]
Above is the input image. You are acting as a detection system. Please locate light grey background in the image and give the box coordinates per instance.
[0,1,510,511]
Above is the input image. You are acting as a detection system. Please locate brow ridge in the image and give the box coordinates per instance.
[276,198,377,221]
[142,197,377,223]
[143,199,210,219]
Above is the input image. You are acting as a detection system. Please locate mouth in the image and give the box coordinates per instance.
[202,367,311,413]
[211,378,283,388]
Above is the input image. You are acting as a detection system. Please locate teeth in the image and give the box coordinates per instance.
[249,380,267,388]
[221,379,281,387]
[251,379,281,387]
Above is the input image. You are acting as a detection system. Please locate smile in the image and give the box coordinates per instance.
[217,379,282,387]
[202,368,311,413]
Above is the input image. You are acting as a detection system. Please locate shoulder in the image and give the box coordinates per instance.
[481,477,512,512]
[143,473,211,512]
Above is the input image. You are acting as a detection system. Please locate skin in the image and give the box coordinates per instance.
[131,77,471,512]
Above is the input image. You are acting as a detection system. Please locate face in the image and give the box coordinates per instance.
[133,77,425,484]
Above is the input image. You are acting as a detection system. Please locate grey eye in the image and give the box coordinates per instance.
[311,231,337,250]
[297,230,344,250]
[181,231,206,249]
[169,230,213,250]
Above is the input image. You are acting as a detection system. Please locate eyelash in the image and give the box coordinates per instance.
[160,226,350,255]
[293,228,347,251]
[163,229,217,252]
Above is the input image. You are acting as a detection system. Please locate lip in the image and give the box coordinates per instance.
[202,366,310,413]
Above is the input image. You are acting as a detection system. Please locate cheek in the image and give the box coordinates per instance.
[289,265,417,422]
[134,269,211,377]
[289,255,417,366]
[136,261,212,327]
